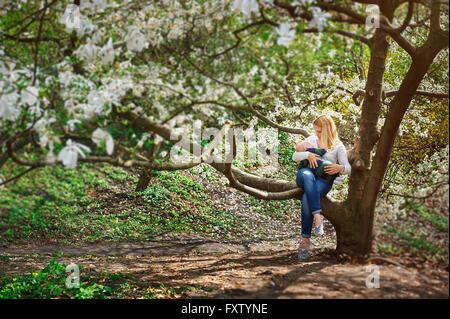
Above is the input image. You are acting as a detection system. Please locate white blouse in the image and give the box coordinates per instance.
[292,135,351,185]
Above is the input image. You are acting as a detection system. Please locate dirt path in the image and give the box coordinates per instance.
[1,236,448,298]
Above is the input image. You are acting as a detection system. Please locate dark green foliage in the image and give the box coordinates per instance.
[0,258,113,299]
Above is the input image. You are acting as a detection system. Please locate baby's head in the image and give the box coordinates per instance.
[298,141,314,152]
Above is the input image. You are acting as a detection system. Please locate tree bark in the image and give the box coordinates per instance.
[332,1,398,255]
[135,134,162,191]
[341,26,392,254]
[333,1,448,255]
[356,12,449,252]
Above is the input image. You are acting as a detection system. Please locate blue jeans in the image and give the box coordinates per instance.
[296,168,334,238]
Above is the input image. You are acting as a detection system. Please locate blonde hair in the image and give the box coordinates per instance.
[313,114,339,151]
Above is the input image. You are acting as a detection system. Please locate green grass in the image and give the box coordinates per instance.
[0,258,209,299]
[247,196,299,219]
[0,162,249,243]
[0,129,305,245]
[98,165,135,182]
[0,258,113,299]
[0,164,107,242]
[379,198,449,262]
[400,199,449,232]
[386,227,442,254]
[377,243,399,253]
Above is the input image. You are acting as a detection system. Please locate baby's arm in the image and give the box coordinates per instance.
[307,147,327,157]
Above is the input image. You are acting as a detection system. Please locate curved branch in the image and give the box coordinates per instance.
[394,1,415,33]
[0,167,38,186]
[222,127,302,200]
[207,18,271,59]
[385,90,449,99]
[6,140,44,168]
[249,106,310,137]
[302,28,371,46]
[227,177,303,200]
[79,155,203,170]
[353,88,448,103]
[352,89,366,105]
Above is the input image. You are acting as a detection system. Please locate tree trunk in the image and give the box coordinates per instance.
[329,2,393,255]
[341,29,392,254]
[329,1,448,256]
[135,134,162,191]
[135,169,154,191]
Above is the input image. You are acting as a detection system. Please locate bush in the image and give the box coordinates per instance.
[0,258,113,299]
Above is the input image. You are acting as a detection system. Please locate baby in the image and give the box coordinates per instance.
[296,141,340,183]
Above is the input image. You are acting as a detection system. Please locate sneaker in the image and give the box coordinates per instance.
[298,240,311,260]
[314,223,324,236]
[314,216,324,236]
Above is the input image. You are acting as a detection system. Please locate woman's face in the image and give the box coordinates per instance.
[313,125,322,140]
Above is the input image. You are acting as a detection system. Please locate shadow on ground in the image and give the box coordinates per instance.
[1,238,448,299]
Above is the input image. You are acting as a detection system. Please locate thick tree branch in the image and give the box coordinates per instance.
[222,126,302,200]
[79,155,203,170]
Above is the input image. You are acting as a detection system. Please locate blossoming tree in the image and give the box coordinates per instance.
[0,0,448,255]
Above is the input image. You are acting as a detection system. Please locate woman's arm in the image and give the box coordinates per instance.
[292,151,309,162]
[337,144,351,174]
[292,136,316,162]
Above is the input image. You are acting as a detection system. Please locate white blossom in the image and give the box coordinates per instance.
[309,6,331,31]
[275,23,296,47]
[0,92,20,121]
[86,90,107,115]
[0,60,25,83]
[232,0,258,16]
[99,38,115,64]
[57,139,91,168]
[125,26,148,52]
[74,40,100,63]
[29,102,42,117]
[20,86,39,105]
[66,119,82,131]
[59,4,81,33]
[91,127,114,155]
[328,49,337,58]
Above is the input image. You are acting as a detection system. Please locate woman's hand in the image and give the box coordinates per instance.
[307,152,320,168]
[324,163,344,175]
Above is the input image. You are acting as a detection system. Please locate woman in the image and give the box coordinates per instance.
[292,114,351,260]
